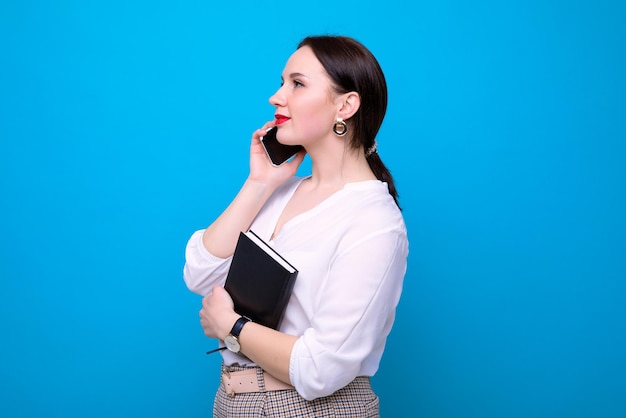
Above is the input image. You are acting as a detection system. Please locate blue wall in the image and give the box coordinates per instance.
[1,1,624,417]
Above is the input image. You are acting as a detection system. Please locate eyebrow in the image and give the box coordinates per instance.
[282,72,308,80]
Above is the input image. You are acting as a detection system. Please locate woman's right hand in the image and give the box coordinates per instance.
[248,122,306,188]
[200,122,306,258]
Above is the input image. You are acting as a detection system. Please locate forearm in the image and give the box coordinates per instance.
[202,179,276,258]
[238,322,297,384]
[202,286,296,384]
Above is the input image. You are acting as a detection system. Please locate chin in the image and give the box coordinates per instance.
[276,132,296,145]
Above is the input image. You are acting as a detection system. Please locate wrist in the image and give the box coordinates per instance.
[221,312,241,341]
[243,178,277,195]
[224,315,251,354]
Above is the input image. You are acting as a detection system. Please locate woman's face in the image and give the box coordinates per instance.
[269,46,340,147]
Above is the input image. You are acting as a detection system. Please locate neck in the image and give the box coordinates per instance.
[306,136,377,189]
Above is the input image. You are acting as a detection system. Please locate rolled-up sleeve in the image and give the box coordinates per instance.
[183,230,232,296]
[288,228,408,400]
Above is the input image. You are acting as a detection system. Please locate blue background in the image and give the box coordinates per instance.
[1,1,625,417]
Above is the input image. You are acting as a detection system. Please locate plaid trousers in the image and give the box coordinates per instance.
[213,365,380,417]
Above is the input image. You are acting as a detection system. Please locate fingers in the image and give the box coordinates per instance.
[199,310,212,337]
[252,121,276,143]
[199,286,235,339]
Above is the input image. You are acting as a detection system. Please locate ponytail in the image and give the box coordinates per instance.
[366,152,400,209]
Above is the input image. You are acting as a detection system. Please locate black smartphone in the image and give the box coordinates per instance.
[260,127,303,166]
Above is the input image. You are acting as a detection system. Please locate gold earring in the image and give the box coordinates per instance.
[333,118,348,136]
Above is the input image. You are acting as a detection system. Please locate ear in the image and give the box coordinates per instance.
[336,92,361,121]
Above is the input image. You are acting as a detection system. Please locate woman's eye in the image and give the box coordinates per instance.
[293,80,304,88]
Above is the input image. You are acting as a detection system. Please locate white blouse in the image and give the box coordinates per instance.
[183,176,409,400]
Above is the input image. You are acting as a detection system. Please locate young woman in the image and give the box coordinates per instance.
[183,35,408,417]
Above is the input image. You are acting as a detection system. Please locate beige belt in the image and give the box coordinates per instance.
[221,368,294,397]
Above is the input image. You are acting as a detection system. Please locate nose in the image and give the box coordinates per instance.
[269,86,285,107]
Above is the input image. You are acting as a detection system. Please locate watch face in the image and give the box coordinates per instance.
[224,335,240,353]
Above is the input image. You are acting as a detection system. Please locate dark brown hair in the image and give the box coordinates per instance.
[298,35,400,208]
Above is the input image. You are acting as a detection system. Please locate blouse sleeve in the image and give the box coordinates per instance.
[183,230,232,296]
[288,227,408,400]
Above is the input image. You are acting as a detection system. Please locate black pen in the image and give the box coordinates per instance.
[206,346,227,355]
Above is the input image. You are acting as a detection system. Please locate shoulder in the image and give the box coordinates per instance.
[344,181,404,220]
[340,180,407,237]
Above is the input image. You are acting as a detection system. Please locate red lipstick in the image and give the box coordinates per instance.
[275,114,290,125]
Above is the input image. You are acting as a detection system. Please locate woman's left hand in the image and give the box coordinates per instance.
[199,286,240,340]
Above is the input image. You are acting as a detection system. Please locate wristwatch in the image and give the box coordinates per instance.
[224,316,250,353]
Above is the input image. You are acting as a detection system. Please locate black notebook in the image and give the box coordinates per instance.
[224,230,298,330]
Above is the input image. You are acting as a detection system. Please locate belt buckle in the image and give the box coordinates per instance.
[221,366,236,398]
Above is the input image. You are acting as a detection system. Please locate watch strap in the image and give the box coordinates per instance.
[229,316,251,338]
